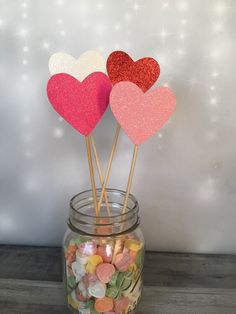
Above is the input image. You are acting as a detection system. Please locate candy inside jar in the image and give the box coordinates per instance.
[63,189,145,314]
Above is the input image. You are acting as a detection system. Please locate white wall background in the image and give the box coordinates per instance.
[0,0,235,253]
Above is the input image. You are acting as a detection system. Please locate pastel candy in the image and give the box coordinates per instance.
[95,219,113,235]
[67,265,75,277]
[78,241,97,256]
[65,244,77,264]
[129,250,137,261]
[68,292,79,310]
[71,290,80,307]
[97,245,113,263]
[114,253,133,272]
[77,281,88,298]
[67,276,76,289]
[106,285,120,299]
[124,239,141,252]
[86,299,100,314]
[78,309,91,314]
[76,251,88,265]
[72,260,86,279]
[86,255,103,274]
[88,281,106,299]
[87,273,99,282]
[121,277,132,290]
[96,263,116,283]
[109,271,119,286]
[114,297,130,313]
[83,273,98,289]
[94,297,114,313]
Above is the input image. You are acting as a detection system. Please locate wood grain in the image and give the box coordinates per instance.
[0,279,236,314]
[1,246,236,288]
[0,246,236,313]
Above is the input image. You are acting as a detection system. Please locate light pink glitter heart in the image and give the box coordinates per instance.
[110,82,176,145]
[47,72,112,136]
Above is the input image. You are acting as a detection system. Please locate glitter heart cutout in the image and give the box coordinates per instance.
[49,50,106,81]
[110,82,176,145]
[47,72,112,136]
[107,50,160,92]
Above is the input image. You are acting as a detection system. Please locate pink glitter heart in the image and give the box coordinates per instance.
[47,72,112,136]
[110,82,176,145]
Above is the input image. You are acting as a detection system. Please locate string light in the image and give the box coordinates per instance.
[53,127,64,138]
[177,1,188,11]
[42,41,50,50]
[213,22,223,32]
[133,3,141,11]
[18,27,28,38]
[214,2,226,15]
[115,24,121,31]
[211,71,219,78]
[197,177,216,203]
[160,29,168,38]
[60,30,66,36]
[162,2,169,8]
[23,46,29,52]
[96,2,104,10]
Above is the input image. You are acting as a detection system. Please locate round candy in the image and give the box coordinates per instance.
[114,297,130,313]
[88,281,106,299]
[114,253,133,272]
[76,251,89,265]
[129,250,137,262]
[96,263,116,283]
[72,260,86,282]
[106,285,120,299]
[65,244,77,264]
[86,299,100,314]
[67,276,76,289]
[86,255,103,274]
[78,309,91,314]
[68,293,79,310]
[97,244,113,263]
[124,239,141,252]
[109,271,119,286]
[94,297,114,313]
[78,241,97,256]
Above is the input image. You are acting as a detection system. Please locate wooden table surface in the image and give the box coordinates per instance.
[0,245,236,314]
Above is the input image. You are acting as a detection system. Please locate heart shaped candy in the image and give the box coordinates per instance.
[96,263,116,283]
[107,50,160,92]
[49,50,106,81]
[47,72,112,136]
[88,281,106,299]
[110,82,176,145]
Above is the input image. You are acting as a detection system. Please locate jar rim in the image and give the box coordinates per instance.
[70,188,138,218]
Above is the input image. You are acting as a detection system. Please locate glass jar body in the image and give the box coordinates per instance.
[63,189,145,314]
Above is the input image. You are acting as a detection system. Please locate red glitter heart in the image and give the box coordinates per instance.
[106,51,160,92]
[47,72,112,136]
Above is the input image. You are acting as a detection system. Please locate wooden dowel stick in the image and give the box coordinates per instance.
[90,134,111,216]
[85,136,98,216]
[97,124,121,213]
[122,144,139,214]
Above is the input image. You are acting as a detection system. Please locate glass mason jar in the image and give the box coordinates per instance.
[63,189,145,314]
